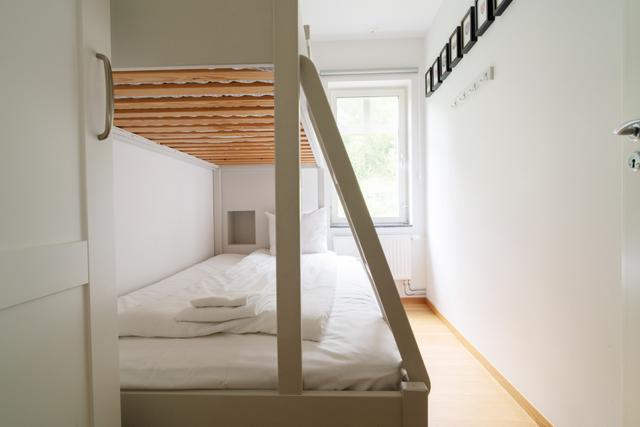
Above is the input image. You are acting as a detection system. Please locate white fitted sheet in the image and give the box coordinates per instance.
[118,254,403,391]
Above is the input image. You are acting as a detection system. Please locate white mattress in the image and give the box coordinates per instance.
[118,254,402,391]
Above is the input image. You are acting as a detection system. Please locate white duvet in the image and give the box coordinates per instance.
[119,254,403,391]
[118,250,337,341]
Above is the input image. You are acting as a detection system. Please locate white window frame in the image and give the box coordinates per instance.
[328,83,410,227]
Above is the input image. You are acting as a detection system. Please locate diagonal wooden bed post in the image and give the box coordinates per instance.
[299,55,430,387]
[274,0,303,395]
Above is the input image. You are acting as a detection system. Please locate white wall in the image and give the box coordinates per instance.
[311,38,425,71]
[219,166,319,254]
[311,38,429,293]
[424,0,623,425]
[113,134,215,295]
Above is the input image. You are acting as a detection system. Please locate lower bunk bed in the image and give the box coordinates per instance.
[118,252,428,426]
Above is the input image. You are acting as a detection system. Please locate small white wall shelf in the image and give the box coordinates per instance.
[227,211,256,245]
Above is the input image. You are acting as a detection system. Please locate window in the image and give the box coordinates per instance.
[329,84,410,226]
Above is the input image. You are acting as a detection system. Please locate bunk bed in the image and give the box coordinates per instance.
[110,0,430,425]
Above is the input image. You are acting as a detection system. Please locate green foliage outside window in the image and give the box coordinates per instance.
[334,95,403,220]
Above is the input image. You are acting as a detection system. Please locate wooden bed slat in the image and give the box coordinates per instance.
[156,139,279,145]
[175,145,314,152]
[126,124,276,133]
[115,96,274,110]
[114,81,273,98]
[160,144,313,151]
[160,147,312,153]
[114,117,275,127]
[113,68,273,85]
[212,159,316,165]
[161,141,312,150]
[182,152,315,158]
[138,131,279,139]
[156,139,280,145]
[114,107,275,119]
[197,156,315,161]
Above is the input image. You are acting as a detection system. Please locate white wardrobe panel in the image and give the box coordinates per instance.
[0,241,88,310]
[0,287,91,426]
[0,0,83,251]
[1,0,118,424]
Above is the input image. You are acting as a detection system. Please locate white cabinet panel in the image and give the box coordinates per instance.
[0,287,91,427]
[0,0,84,251]
[0,241,88,310]
[0,0,119,425]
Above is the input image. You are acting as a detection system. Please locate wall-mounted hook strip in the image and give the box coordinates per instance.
[450,66,494,109]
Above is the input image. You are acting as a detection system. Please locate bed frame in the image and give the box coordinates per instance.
[115,1,430,425]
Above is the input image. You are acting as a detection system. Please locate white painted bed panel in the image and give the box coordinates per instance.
[113,136,215,296]
[111,0,273,68]
[121,389,405,427]
[273,0,303,394]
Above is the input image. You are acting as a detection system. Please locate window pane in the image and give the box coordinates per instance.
[368,97,398,133]
[335,97,365,132]
[335,96,401,220]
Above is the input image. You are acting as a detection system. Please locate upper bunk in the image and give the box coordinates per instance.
[113,67,314,166]
[111,0,313,167]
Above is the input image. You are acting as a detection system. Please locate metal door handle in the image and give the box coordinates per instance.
[96,53,114,141]
[614,118,640,140]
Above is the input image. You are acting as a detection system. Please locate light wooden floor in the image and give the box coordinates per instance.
[404,302,537,427]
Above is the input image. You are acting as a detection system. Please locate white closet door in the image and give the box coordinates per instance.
[0,0,119,426]
[622,1,640,425]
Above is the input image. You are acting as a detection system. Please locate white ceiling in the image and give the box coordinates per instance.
[300,0,445,41]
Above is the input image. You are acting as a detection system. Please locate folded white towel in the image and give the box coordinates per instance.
[175,303,257,323]
[191,294,248,308]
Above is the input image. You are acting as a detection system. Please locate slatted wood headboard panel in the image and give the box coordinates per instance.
[113,68,314,166]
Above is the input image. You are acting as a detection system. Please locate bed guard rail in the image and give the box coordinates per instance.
[299,55,431,388]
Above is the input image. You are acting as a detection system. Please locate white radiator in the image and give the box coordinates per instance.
[332,235,412,281]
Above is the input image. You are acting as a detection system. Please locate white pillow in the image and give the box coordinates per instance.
[265,208,329,255]
[265,211,277,256]
[300,208,329,254]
